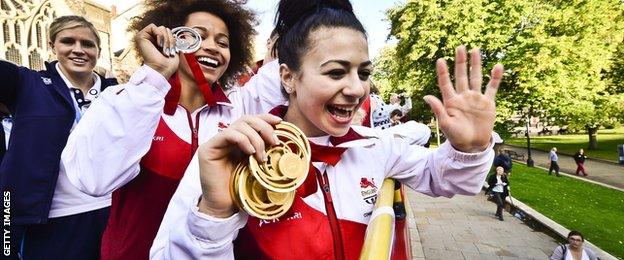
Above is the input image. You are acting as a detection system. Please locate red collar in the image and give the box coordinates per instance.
[163,53,231,115]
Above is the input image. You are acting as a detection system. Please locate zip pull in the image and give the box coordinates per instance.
[318,172,333,203]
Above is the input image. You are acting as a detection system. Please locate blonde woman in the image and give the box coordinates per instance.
[0,16,117,259]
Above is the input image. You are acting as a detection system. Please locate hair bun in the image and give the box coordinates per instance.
[275,0,354,36]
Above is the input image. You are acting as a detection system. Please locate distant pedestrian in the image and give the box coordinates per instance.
[492,132,512,174]
[573,148,588,176]
[548,147,560,177]
[486,166,509,221]
[550,230,597,260]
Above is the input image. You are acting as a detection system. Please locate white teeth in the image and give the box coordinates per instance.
[71,58,87,62]
[329,105,354,119]
[333,106,354,112]
[197,57,219,66]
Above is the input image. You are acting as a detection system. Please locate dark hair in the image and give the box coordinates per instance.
[129,0,257,85]
[390,109,402,118]
[269,27,279,39]
[568,230,584,241]
[274,0,367,73]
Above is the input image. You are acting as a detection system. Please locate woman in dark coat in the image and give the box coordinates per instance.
[487,166,509,221]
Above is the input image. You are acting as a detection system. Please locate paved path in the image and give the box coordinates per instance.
[406,189,560,260]
[503,145,624,190]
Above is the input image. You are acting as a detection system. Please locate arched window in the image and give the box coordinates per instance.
[1,0,9,12]
[3,22,9,43]
[29,50,42,70]
[6,46,21,65]
[14,22,20,44]
[9,0,21,10]
[36,22,42,47]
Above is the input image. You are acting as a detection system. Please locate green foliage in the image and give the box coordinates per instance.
[606,40,624,95]
[510,163,624,259]
[506,127,624,162]
[374,0,624,136]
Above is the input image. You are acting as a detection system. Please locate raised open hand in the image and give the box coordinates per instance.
[424,46,504,153]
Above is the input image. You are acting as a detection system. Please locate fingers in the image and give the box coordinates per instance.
[454,46,469,93]
[221,114,283,162]
[140,24,177,57]
[469,48,483,91]
[159,27,176,57]
[423,95,449,123]
[436,59,455,101]
[485,63,504,99]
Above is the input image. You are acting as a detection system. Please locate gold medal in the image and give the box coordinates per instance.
[278,153,305,179]
[229,121,310,220]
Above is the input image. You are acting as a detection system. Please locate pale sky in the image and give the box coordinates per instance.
[95,0,405,59]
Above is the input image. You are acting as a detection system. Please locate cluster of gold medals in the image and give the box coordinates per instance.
[230,122,311,220]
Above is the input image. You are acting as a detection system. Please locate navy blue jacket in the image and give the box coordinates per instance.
[0,60,118,225]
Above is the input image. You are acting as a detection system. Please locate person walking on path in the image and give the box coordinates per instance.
[550,230,597,260]
[492,133,512,174]
[573,148,588,176]
[549,147,561,177]
[487,166,509,221]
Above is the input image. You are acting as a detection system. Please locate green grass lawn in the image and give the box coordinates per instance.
[508,163,624,258]
[506,127,624,162]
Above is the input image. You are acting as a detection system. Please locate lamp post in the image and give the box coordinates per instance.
[525,114,535,167]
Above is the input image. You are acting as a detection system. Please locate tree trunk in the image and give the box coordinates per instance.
[587,127,598,150]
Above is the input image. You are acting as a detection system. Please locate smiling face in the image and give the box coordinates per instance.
[50,26,99,78]
[179,12,231,84]
[281,27,371,137]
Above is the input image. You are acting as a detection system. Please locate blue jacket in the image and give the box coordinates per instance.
[0,60,118,225]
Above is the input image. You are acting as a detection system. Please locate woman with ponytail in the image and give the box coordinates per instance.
[60,0,286,259]
[152,0,504,259]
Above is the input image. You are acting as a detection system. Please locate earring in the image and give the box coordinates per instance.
[286,87,293,93]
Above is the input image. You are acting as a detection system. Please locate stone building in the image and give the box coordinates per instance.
[0,0,113,70]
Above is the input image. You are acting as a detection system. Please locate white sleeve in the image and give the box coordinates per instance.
[61,65,170,196]
[150,153,248,259]
[385,136,494,197]
[400,97,412,115]
[237,60,287,114]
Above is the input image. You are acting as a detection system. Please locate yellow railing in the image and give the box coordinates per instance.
[359,179,396,260]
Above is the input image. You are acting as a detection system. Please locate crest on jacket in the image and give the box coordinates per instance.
[360,177,378,204]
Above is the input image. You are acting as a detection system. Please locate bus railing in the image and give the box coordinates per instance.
[360,179,397,260]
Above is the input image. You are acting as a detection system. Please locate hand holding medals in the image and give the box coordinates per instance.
[135,25,203,79]
[230,122,310,220]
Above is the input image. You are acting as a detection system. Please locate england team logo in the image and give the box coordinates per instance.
[360,177,378,204]
[41,77,52,85]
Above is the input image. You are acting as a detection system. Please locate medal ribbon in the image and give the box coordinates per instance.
[163,52,217,115]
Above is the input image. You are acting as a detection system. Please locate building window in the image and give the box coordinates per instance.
[6,46,21,65]
[1,0,9,12]
[3,22,9,43]
[29,50,42,70]
[36,22,42,47]
[14,23,20,44]
[9,0,21,10]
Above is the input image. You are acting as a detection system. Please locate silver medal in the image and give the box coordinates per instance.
[172,27,201,53]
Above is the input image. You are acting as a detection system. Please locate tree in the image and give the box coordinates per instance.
[375,0,624,149]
